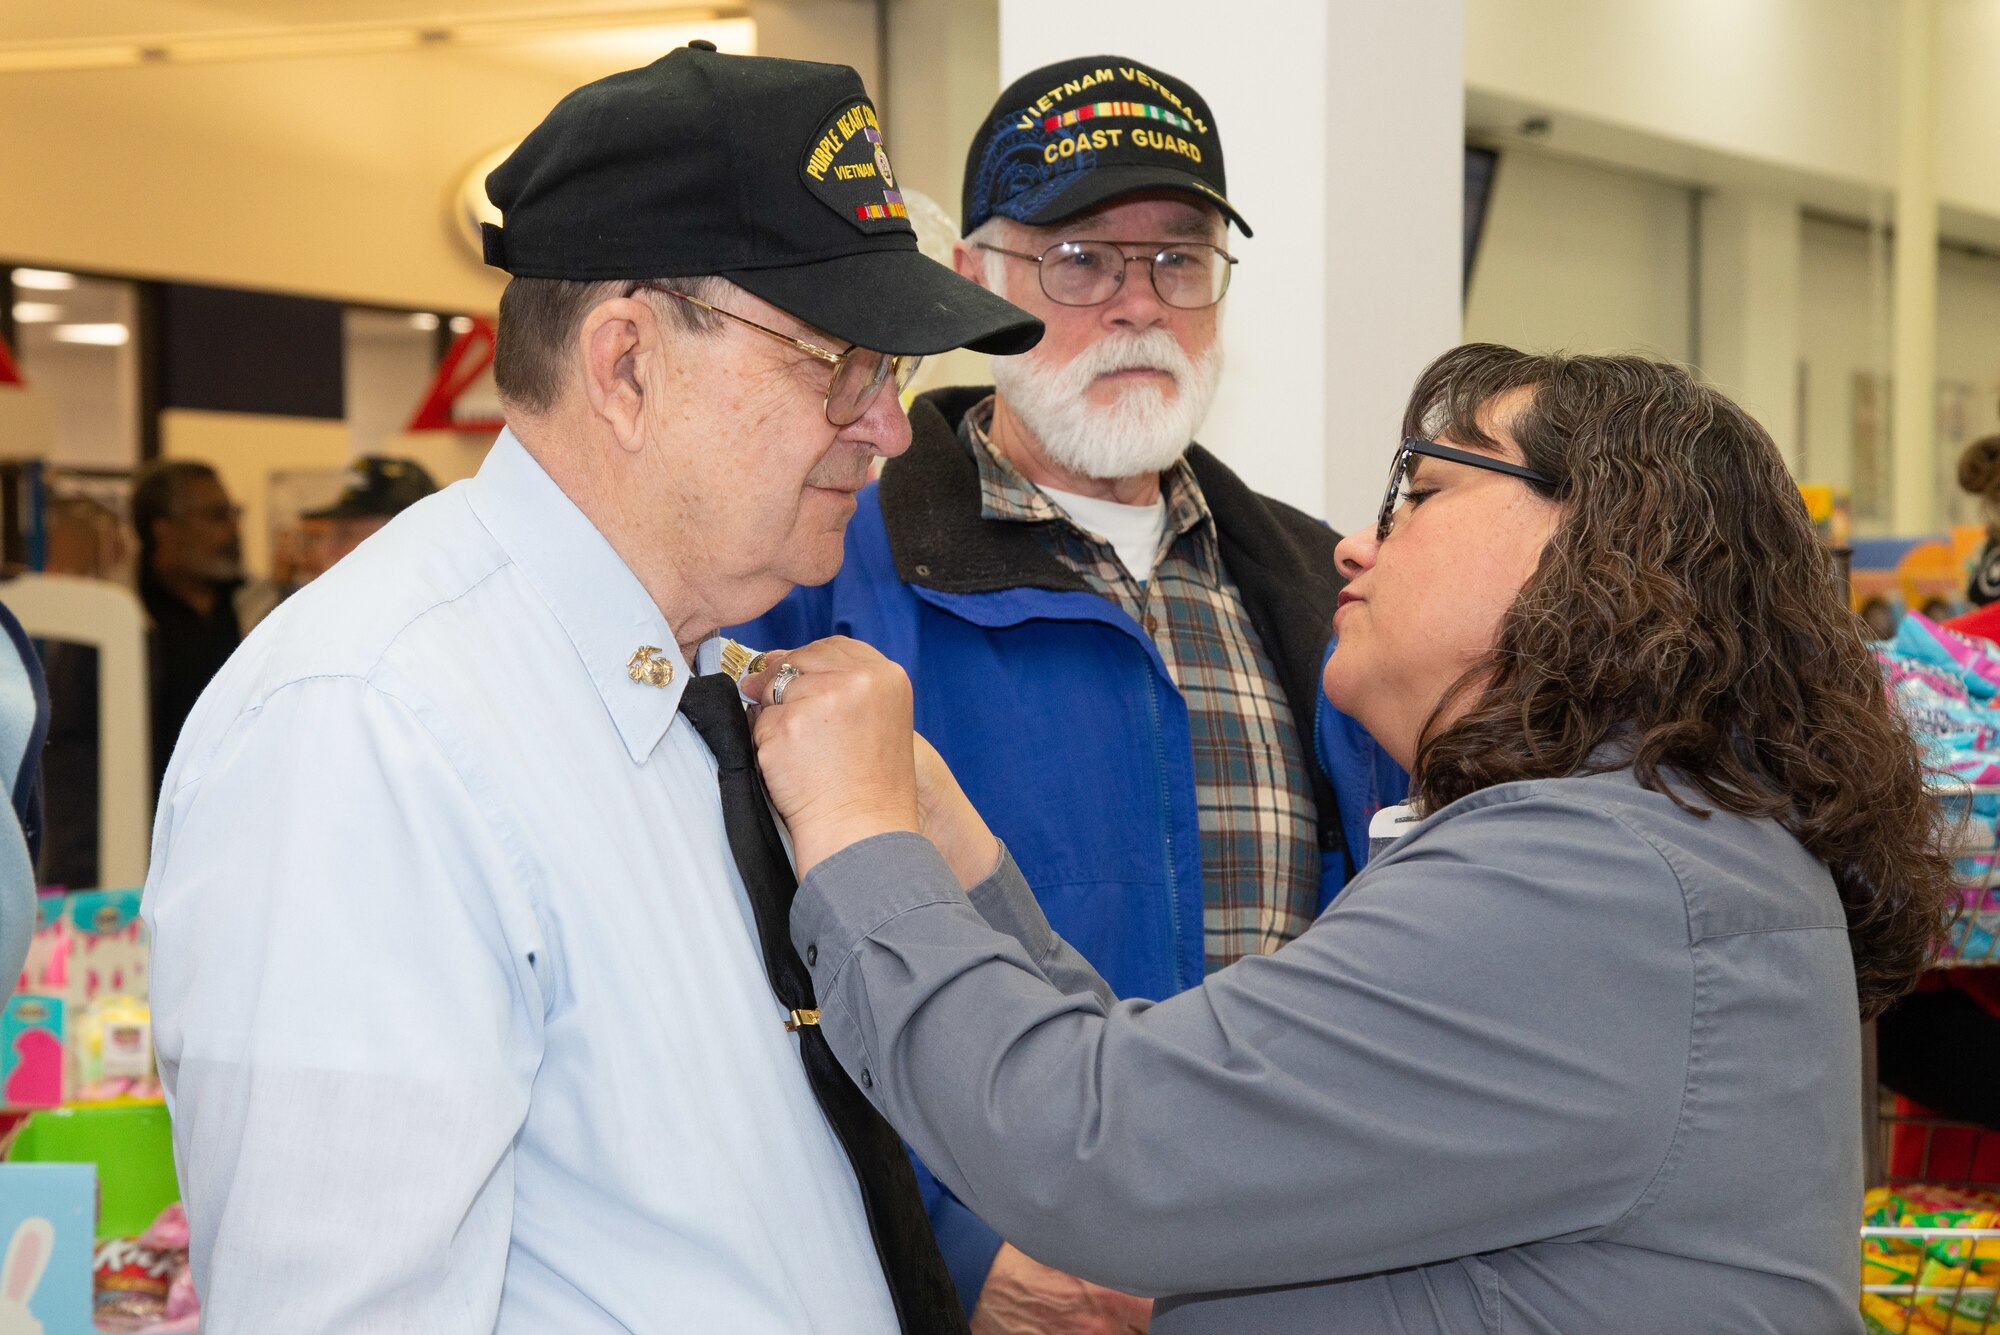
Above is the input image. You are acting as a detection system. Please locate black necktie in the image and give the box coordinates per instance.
[678,673,969,1335]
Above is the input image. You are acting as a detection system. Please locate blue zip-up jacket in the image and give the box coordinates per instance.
[734,386,1406,1313]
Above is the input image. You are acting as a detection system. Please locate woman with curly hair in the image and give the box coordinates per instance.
[741,344,1958,1334]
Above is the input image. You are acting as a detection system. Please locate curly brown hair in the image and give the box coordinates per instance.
[1402,343,1957,1020]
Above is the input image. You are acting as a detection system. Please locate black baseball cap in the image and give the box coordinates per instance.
[303,457,438,521]
[484,43,1042,358]
[963,56,1249,238]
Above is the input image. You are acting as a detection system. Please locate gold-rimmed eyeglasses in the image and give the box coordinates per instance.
[975,240,1236,309]
[624,282,922,427]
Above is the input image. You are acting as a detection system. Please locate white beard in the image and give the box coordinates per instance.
[991,328,1222,481]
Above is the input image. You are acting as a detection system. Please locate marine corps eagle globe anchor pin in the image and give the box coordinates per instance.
[626,646,675,688]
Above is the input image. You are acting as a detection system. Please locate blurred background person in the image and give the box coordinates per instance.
[1860,595,1901,642]
[1960,429,2000,609]
[130,460,246,797]
[294,455,437,583]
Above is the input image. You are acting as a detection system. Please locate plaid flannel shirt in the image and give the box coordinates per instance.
[961,398,1320,970]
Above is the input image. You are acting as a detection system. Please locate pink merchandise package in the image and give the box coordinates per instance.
[18,890,149,1006]
[1876,647,1998,750]
[61,890,148,1004]
[1908,612,2000,694]
[16,892,68,996]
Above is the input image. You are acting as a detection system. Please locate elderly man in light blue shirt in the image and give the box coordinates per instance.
[141,44,1039,1334]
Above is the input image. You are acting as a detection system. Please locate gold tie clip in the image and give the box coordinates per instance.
[785,1008,821,1032]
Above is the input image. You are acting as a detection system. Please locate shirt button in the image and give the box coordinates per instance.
[1142,613,1158,634]
[806,943,818,966]
[860,1068,874,1089]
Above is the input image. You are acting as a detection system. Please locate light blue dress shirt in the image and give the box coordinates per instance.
[143,431,897,1334]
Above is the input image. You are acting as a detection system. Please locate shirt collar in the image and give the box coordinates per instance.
[467,429,716,764]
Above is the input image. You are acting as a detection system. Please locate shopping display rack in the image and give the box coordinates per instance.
[1938,782,2000,967]
[1864,1110,2000,1334]
[1859,783,2000,1333]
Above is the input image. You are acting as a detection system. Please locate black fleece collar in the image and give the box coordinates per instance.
[881,387,1086,594]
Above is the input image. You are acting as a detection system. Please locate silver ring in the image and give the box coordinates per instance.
[769,662,802,705]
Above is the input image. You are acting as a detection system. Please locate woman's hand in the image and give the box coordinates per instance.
[742,639,921,875]
[914,733,1001,890]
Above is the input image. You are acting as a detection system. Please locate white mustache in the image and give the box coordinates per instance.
[1063,333,1191,386]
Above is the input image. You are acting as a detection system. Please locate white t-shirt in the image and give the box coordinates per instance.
[1041,484,1169,585]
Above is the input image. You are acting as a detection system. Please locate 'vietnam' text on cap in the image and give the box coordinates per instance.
[484,43,1043,358]
[963,55,1250,238]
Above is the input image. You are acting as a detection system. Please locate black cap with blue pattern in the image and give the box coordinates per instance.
[962,55,1250,238]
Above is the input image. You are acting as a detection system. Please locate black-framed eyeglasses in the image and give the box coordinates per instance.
[625,282,922,427]
[976,240,1237,310]
[1376,437,1557,543]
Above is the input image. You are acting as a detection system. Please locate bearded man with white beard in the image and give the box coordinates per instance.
[731,56,1404,1335]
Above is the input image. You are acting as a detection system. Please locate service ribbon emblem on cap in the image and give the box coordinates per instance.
[802,99,912,235]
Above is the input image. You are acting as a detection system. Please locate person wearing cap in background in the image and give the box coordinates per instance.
[142,43,1039,1335]
[735,56,1403,1331]
[295,454,439,581]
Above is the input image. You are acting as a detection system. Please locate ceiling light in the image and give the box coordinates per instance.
[169,29,425,63]
[0,7,745,75]
[409,312,440,332]
[449,316,473,334]
[51,323,129,346]
[0,45,143,74]
[11,302,60,323]
[12,268,77,292]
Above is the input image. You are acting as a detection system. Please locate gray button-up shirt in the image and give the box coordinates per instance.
[794,767,1863,1333]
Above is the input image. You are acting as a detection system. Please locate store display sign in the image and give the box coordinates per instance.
[0,1162,95,1335]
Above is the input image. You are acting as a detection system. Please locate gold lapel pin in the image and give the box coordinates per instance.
[718,639,768,684]
[626,646,675,688]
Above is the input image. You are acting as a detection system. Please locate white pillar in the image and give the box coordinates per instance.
[1698,190,1803,472]
[882,0,1002,392]
[881,0,998,212]
[1891,0,1940,533]
[999,0,1464,532]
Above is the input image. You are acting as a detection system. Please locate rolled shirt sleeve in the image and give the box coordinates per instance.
[144,677,548,1334]
[792,796,1693,1299]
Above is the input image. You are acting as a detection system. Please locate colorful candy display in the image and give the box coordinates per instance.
[1864,1186,2000,1333]
[1874,614,2000,963]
